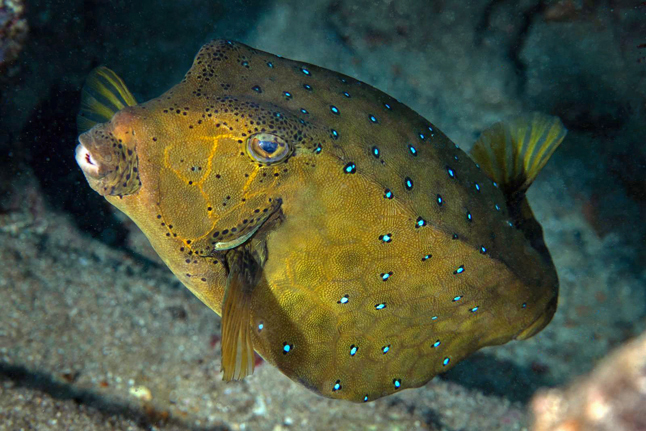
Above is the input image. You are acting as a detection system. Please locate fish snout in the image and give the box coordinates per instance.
[75,125,141,197]
[75,132,112,180]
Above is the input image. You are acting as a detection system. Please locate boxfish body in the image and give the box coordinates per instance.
[75,40,566,402]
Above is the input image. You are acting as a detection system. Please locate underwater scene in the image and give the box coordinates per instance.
[1,0,645,430]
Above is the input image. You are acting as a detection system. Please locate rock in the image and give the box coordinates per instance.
[531,332,646,431]
[0,0,27,74]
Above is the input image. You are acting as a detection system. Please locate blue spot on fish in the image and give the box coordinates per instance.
[393,379,401,389]
[369,114,378,123]
[283,343,293,354]
[380,272,392,281]
[344,162,356,174]
[382,345,390,354]
[416,217,426,228]
[453,295,462,302]
[443,357,450,366]
[436,194,443,206]
[379,233,392,243]
[300,67,311,76]
[471,306,479,312]
[372,146,380,158]
[375,302,387,310]
[333,380,342,391]
[384,103,392,110]
[330,105,340,115]
[343,91,351,98]
[454,265,465,274]
[350,345,358,356]
[301,108,308,114]
[258,322,264,331]
[337,294,349,304]
[384,189,393,199]
[408,145,417,156]
[432,340,441,348]
[405,177,413,190]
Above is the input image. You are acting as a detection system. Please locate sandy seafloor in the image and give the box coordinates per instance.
[1,0,645,430]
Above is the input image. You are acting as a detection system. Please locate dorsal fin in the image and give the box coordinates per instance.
[469,113,567,199]
[77,66,137,134]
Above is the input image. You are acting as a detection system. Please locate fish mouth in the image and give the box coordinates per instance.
[75,142,100,177]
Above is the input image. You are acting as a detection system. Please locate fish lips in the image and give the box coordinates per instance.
[75,132,113,180]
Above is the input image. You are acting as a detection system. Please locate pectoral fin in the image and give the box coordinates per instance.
[221,247,261,381]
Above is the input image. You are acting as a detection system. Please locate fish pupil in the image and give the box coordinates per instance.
[259,140,278,154]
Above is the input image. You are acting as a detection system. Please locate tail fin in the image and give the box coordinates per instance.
[471,113,566,263]
[77,66,138,134]
[470,113,567,199]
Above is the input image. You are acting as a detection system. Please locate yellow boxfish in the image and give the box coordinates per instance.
[75,40,566,402]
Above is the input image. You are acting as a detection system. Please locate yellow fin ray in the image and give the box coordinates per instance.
[470,113,567,196]
[77,66,137,134]
[221,250,257,381]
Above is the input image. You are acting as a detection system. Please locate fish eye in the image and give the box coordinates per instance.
[246,133,291,164]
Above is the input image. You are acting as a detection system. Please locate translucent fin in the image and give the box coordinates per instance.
[77,66,137,134]
[221,250,256,381]
[470,113,567,196]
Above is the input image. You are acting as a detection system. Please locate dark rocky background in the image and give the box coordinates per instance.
[1,1,644,430]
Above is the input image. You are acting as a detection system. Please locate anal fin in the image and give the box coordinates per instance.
[221,248,259,381]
